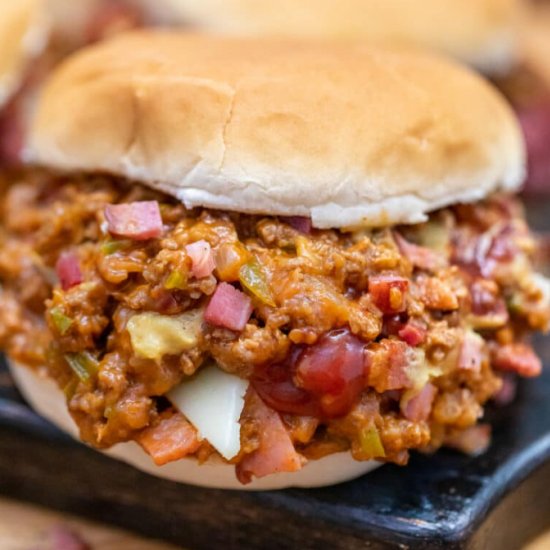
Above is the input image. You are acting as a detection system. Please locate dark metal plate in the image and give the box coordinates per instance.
[0,201,547,549]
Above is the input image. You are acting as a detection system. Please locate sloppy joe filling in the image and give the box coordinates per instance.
[0,170,547,483]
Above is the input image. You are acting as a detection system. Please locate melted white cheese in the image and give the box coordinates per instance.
[169,365,248,460]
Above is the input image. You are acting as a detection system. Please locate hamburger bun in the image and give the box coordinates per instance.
[30,32,525,230]
[9,359,379,490]
[160,0,523,74]
[0,0,50,109]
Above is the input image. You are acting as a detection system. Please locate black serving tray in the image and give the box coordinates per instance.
[0,201,548,550]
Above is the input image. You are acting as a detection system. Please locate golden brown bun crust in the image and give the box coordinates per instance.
[0,0,49,108]
[167,0,523,74]
[30,32,524,228]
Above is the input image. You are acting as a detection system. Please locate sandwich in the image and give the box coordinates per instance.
[0,32,548,490]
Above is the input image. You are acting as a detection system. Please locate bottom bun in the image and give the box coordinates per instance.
[9,359,380,490]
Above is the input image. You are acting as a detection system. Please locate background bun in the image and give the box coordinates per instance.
[0,0,49,109]
[162,0,523,74]
[9,360,379,490]
[30,32,525,229]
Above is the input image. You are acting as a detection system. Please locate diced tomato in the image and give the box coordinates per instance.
[365,339,412,393]
[136,412,201,466]
[394,231,442,272]
[295,330,365,395]
[252,356,321,417]
[285,216,312,234]
[186,240,215,278]
[492,343,542,378]
[402,383,437,422]
[55,252,83,291]
[294,329,366,417]
[369,275,408,314]
[104,201,163,240]
[398,320,427,347]
[204,282,253,331]
[254,330,367,418]
[237,389,303,484]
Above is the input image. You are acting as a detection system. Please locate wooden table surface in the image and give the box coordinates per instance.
[0,495,546,549]
[526,532,550,550]
[0,497,179,549]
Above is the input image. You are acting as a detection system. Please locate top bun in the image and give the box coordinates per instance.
[30,32,524,229]
[0,0,49,108]
[164,0,523,74]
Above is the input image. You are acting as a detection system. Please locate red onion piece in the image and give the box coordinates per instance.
[285,216,312,234]
[186,240,215,278]
[55,252,83,290]
[394,231,442,272]
[402,383,437,422]
[236,389,302,484]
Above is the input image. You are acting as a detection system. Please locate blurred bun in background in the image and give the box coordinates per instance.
[164,0,524,75]
[0,0,145,167]
[0,0,49,110]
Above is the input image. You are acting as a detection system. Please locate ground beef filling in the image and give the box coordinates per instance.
[0,171,548,481]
